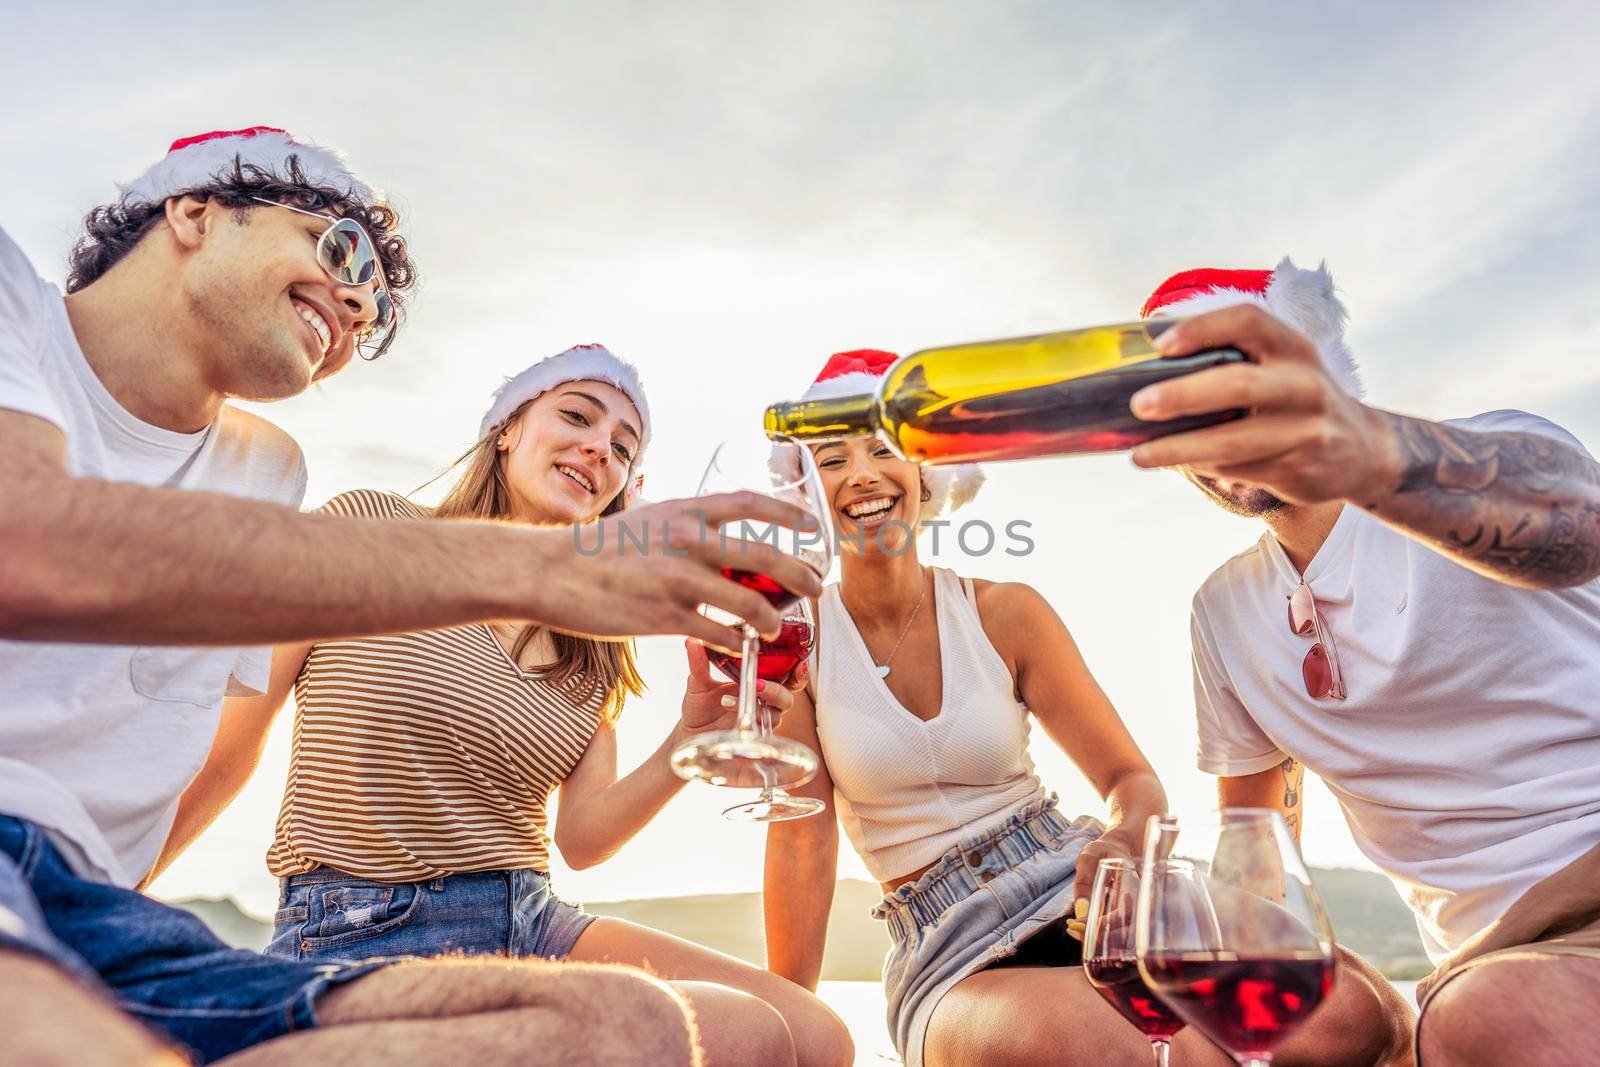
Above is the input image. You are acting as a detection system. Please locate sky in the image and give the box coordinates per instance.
[4,0,1599,919]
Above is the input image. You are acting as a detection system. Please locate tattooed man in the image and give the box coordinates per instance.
[1134,261,1600,1067]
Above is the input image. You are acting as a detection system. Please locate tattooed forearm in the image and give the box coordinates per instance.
[1281,757,1303,839]
[1367,413,1600,589]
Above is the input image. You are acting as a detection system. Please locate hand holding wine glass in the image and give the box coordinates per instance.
[560,492,824,648]
[675,640,796,738]
[1083,857,1186,1067]
[1136,810,1337,1067]
[704,597,826,822]
[669,436,832,799]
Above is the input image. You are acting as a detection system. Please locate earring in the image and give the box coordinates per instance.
[920,484,932,503]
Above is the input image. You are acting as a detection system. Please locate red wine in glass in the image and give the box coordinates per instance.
[706,619,813,686]
[1085,957,1186,1041]
[1142,953,1334,1061]
[721,567,802,611]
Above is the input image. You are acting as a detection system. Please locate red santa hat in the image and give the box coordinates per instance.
[1140,257,1363,398]
[481,344,651,504]
[798,348,985,521]
[118,126,377,207]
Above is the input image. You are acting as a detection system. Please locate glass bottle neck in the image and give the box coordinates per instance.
[763,393,879,443]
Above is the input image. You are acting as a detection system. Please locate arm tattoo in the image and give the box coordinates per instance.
[1372,413,1600,588]
[1280,757,1302,837]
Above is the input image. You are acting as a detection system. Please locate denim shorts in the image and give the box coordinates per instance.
[267,866,598,963]
[0,815,390,1064]
[873,794,1104,1067]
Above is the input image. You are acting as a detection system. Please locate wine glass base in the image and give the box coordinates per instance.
[670,732,818,790]
[723,792,827,822]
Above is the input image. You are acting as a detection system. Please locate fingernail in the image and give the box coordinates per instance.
[720,694,736,708]
[1130,446,1152,467]
[1153,325,1181,352]
[756,680,768,693]
[1130,386,1161,418]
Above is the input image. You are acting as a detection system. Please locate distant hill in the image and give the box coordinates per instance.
[170,865,1429,979]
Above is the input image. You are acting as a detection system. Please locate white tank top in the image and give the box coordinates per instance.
[815,567,1045,882]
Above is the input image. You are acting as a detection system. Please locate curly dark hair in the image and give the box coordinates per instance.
[65,155,417,359]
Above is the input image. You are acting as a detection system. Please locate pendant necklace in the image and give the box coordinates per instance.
[874,569,928,679]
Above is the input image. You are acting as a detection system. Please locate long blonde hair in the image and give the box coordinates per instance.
[428,401,645,723]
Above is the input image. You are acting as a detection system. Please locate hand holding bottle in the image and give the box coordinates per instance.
[1127,304,1397,506]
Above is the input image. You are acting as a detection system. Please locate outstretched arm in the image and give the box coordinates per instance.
[1130,304,1600,589]
[0,410,821,648]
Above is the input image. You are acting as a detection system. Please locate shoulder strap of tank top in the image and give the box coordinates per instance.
[961,575,976,607]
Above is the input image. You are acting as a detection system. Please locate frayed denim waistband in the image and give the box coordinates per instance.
[872,794,1092,942]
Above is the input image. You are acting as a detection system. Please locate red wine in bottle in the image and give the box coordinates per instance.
[764,318,1245,464]
[706,619,814,686]
[1141,953,1335,1059]
[1084,957,1186,1040]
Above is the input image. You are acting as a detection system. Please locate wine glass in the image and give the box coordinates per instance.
[1083,857,1186,1066]
[669,438,832,794]
[705,598,827,822]
[1135,810,1337,1067]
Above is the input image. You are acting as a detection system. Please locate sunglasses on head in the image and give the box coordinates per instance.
[249,196,395,360]
[1287,579,1346,700]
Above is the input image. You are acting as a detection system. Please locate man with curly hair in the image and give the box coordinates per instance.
[0,127,820,1065]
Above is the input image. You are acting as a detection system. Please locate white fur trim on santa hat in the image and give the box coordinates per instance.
[119,128,376,207]
[801,371,884,404]
[1153,257,1363,398]
[921,464,986,523]
[480,344,652,501]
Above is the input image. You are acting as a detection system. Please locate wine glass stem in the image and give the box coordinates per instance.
[734,623,761,737]
[1149,1040,1170,1067]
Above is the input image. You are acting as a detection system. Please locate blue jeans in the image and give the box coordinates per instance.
[268,867,597,962]
[874,794,1104,1067]
[0,815,390,1063]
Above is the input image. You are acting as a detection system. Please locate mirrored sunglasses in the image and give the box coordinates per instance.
[249,196,395,358]
[1286,579,1346,700]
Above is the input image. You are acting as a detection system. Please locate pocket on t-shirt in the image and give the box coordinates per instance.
[128,648,231,709]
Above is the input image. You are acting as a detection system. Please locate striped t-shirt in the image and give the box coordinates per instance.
[267,490,605,880]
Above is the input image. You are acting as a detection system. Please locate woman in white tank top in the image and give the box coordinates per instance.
[763,350,1177,1067]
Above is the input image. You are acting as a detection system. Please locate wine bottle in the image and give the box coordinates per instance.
[763,319,1246,464]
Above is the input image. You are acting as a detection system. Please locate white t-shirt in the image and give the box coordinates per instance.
[0,225,307,887]
[1191,410,1600,963]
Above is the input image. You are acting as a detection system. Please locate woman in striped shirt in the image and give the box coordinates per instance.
[167,345,852,1067]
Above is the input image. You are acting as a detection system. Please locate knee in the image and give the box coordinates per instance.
[578,968,700,1067]
[682,981,797,1067]
[1273,951,1413,1067]
[732,990,797,1067]
[1418,958,1555,1067]
[787,994,853,1067]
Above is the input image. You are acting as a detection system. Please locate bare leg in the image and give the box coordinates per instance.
[670,980,798,1067]
[925,965,1234,1067]
[0,949,186,1067]
[569,915,853,1067]
[1275,946,1415,1067]
[216,956,699,1067]
[1418,951,1600,1066]
[924,950,1411,1067]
